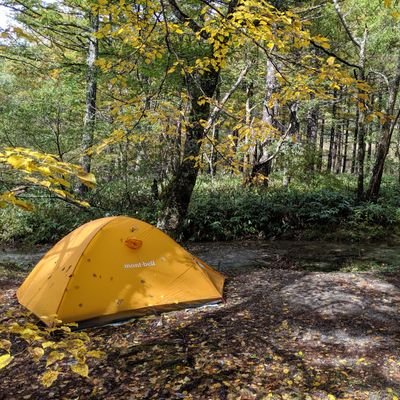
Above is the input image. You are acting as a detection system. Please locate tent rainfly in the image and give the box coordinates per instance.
[17,216,225,327]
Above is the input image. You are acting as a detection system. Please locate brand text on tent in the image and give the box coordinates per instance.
[124,260,156,269]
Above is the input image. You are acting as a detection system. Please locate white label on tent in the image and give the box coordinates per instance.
[124,260,156,269]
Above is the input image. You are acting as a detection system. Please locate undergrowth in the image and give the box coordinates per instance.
[1,173,400,244]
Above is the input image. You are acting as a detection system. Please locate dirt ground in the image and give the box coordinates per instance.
[1,249,400,399]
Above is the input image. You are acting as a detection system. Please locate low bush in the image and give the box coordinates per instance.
[1,175,400,245]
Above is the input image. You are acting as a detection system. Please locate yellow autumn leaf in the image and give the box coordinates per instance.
[0,340,11,352]
[73,199,91,208]
[52,188,68,198]
[384,0,392,7]
[391,11,400,20]
[167,66,176,74]
[46,351,65,367]
[86,350,105,359]
[327,395,336,400]
[40,370,60,387]
[41,341,55,349]
[69,338,86,348]
[52,176,71,188]
[326,56,335,65]
[6,155,26,169]
[71,362,89,377]
[0,192,33,211]
[78,172,97,189]
[12,198,34,212]
[0,354,13,369]
[20,327,41,341]
[30,347,45,362]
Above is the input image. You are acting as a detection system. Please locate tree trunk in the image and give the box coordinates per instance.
[318,117,324,171]
[327,126,335,172]
[282,102,299,187]
[356,105,366,200]
[208,123,219,178]
[208,84,221,178]
[351,106,359,174]
[356,29,368,200]
[366,52,400,200]
[327,91,337,172]
[157,71,219,234]
[335,123,342,174]
[249,59,278,183]
[305,97,318,172]
[78,11,99,195]
[342,116,350,173]
[243,81,254,180]
[366,123,372,166]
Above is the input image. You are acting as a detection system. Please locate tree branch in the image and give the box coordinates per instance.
[332,0,360,49]
[310,39,361,69]
[256,124,291,165]
[166,0,204,36]
[205,62,252,131]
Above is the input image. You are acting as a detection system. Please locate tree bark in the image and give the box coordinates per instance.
[207,83,221,178]
[327,90,337,172]
[351,106,359,174]
[342,114,350,173]
[242,81,254,180]
[249,59,279,183]
[78,11,99,195]
[158,71,219,234]
[356,30,368,200]
[282,101,299,187]
[317,117,324,171]
[305,97,318,172]
[335,122,342,174]
[366,52,400,200]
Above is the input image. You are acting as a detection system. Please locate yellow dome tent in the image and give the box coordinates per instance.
[17,216,225,327]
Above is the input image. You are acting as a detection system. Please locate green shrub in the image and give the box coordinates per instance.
[1,174,400,244]
[0,202,96,245]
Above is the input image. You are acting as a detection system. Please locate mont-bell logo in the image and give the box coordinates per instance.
[124,260,156,269]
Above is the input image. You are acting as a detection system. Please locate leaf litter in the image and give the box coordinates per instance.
[1,259,400,399]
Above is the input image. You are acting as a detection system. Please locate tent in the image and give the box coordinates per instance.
[17,216,225,327]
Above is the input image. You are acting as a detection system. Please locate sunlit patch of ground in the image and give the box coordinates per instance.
[2,257,400,398]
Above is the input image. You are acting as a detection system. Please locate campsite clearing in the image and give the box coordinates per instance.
[1,241,400,399]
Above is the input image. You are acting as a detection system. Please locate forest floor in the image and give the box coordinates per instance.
[1,242,400,399]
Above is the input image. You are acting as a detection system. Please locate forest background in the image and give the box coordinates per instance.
[0,0,399,245]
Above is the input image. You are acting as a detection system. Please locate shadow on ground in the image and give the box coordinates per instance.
[2,262,400,399]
